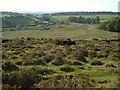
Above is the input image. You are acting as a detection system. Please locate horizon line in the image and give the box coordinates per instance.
[1,10,118,14]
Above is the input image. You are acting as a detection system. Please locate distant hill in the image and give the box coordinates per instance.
[2,11,118,29]
[51,11,117,16]
[2,12,39,28]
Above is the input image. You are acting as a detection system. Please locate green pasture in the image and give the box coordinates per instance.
[53,14,118,22]
[2,23,118,40]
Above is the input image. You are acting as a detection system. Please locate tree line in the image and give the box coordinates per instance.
[51,11,117,16]
[99,17,120,32]
[68,16,100,24]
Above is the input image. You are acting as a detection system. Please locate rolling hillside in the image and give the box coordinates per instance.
[2,12,38,28]
[2,11,117,28]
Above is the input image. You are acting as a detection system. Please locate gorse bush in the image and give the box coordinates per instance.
[88,50,96,59]
[2,61,19,71]
[68,60,83,65]
[34,76,95,88]
[55,74,74,80]
[32,66,56,75]
[60,66,75,72]
[68,53,87,63]
[52,58,67,66]
[66,47,88,63]
[2,53,8,59]
[2,70,40,88]
[72,61,83,65]
[97,80,108,84]
[15,61,23,65]
[42,54,55,63]
[105,63,116,68]
[2,84,12,90]
[91,60,104,65]
[23,58,47,66]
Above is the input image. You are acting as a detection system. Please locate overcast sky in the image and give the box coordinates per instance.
[0,0,119,12]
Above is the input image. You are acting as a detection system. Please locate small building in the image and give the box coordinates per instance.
[37,21,55,26]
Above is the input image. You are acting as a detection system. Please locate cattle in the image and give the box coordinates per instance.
[2,39,10,43]
[55,39,76,45]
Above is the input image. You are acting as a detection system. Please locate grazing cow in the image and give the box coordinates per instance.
[2,39,10,43]
[55,39,76,45]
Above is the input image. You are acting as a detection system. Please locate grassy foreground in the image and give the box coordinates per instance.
[2,37,119,88]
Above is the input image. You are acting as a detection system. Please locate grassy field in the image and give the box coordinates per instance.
[53,14,118,22]
[2,16,36,28]
[2,23,118,40]
[0,13,11,18]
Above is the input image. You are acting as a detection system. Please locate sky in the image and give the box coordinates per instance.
[0,0,119,13]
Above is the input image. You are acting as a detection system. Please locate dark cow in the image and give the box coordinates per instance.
[55,39,76,45]
[2,39,10,43]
